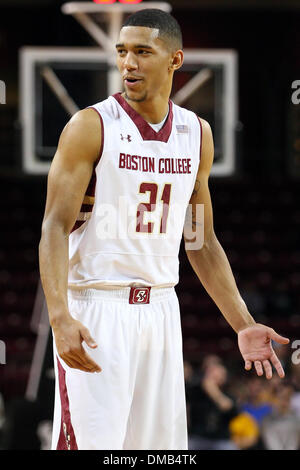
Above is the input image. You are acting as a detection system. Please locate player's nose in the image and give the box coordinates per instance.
[123,51,138,71]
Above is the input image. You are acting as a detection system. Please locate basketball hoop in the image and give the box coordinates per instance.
[61,2,172,51]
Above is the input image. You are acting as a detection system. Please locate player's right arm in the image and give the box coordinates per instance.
[39,108,102,373]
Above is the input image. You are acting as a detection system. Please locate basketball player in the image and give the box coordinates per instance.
[39,9,289,450]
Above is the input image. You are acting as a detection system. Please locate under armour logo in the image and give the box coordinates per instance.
[120,134,132,142]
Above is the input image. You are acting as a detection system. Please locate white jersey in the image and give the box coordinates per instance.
[68,93,202,289]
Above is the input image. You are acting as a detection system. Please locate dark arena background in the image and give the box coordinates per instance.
[0,0,300,451]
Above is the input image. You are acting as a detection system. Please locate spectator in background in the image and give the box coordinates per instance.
[240,376,273,426]
[229,411,259,450]
[290,362,300,418]
[261,381,300,450]
[225,376,260,450]
[187,355,239,450]
[236,375,277,449]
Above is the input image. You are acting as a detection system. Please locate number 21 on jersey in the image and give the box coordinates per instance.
[136,182,172,234]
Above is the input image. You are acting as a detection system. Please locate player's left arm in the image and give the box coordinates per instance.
[185,118,254,333]
[184,118,289,379]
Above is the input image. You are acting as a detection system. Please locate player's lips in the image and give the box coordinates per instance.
[124,76,143,88]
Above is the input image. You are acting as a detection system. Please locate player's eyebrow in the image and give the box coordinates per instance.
[115,43,153,50]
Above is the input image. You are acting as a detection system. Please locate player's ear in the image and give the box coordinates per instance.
[169,50,184,72]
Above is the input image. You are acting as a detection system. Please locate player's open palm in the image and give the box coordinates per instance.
[238,323,289,380]
[53,317,101,373]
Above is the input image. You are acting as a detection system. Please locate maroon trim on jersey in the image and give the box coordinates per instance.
[197,116,203,161]
[81,203,94,213]
[88,106,104,162]
[71,220,85,232]
[56,357,78,450]
[70,107,103,234]
[113,92,173,143]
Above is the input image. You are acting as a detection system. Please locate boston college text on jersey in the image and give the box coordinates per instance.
[119,153,192,174]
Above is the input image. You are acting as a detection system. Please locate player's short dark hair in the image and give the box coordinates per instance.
[122,9,183,51]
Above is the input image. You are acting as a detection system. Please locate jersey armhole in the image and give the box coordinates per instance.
[196,115,203,163]
[86,106,104,166]
[70,107,104,234]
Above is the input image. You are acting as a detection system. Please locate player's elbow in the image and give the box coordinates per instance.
[40,215,70,246]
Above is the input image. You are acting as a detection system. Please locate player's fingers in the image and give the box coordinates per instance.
[69,359,93,372]
[270,352,285,378]
[269,329,290,345]
[73,347,102,372]
[80,326,98,349]
[262,360,272,380]
[73,357,100,373]
[254,361,263,376]
[61,355,97,373]
[245,360,252,371]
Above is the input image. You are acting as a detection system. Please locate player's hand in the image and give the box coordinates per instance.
[53,316,102,373]
[238,323,289,379]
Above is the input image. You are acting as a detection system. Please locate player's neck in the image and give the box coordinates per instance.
[122,93,170,124]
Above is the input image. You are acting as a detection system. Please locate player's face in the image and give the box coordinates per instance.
[116,26,173,103]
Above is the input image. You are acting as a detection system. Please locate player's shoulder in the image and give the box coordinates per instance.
[197,117,212,133]
[62,107,101,140]
[198,117,214,174]
[57,107,102,163]
[199,119,214,151]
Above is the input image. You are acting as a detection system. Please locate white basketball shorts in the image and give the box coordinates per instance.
[51,286,188,450]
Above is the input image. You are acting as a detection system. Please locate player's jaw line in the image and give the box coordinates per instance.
[124,91,148,103]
